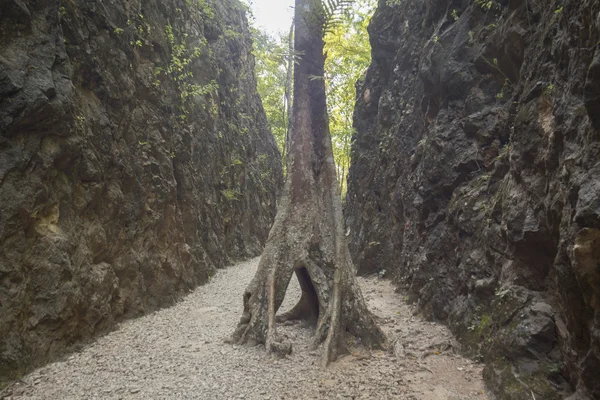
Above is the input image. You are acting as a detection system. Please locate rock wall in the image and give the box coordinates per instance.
[0,0,281,384]
[346,0,600,398]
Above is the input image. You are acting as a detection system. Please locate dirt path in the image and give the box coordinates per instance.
[4,257,488,399]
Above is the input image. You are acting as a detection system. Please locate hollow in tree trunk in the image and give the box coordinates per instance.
[229,0,386,366]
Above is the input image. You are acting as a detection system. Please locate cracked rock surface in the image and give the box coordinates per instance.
[345,0,600,398]
[0,0,281,383]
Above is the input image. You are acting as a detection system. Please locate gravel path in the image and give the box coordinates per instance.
[5,257,488,399]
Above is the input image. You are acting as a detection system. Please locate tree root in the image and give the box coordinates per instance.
[229,249,387,365]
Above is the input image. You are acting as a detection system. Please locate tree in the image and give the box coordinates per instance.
[284,21,294,173]
[251,25,295,173]
[229,0,386,366]
[323,0,375,195]
[251,1,375,195]
[252,28,288,154]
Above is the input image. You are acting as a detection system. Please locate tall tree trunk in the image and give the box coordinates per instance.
[229,0,386,366]
[284,21,294,174]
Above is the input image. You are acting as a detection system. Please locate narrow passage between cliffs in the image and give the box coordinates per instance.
[7,257,488,399]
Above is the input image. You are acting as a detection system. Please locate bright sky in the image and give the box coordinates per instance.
[244,0,295,36]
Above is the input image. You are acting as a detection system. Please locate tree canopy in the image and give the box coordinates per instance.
[252,28,290,153]
[323,0,374,194]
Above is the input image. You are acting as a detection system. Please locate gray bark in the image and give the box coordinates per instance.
[284,20,294,170]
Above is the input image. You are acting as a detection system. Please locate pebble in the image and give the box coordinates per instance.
[7,257,487,400]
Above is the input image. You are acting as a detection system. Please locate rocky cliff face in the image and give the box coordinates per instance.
[346,0,600,398]
[0,0,281,384]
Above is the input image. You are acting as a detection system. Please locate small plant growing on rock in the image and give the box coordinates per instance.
[475,0,496,10]
[74,115,86,132]
[221,189,240,201]
[494,286,509,299]
[185,0,215,19]
[496,143,511,160]
[496,78,512,100]
[550,362,563,374]
[162,23,218,122]
[544,83,555,96]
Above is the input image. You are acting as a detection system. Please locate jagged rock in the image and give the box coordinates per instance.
[346,0,600,398]
[0,0,281,386]
[585,47,600,130]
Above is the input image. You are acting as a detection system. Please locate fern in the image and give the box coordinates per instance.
[304,0,354,36]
